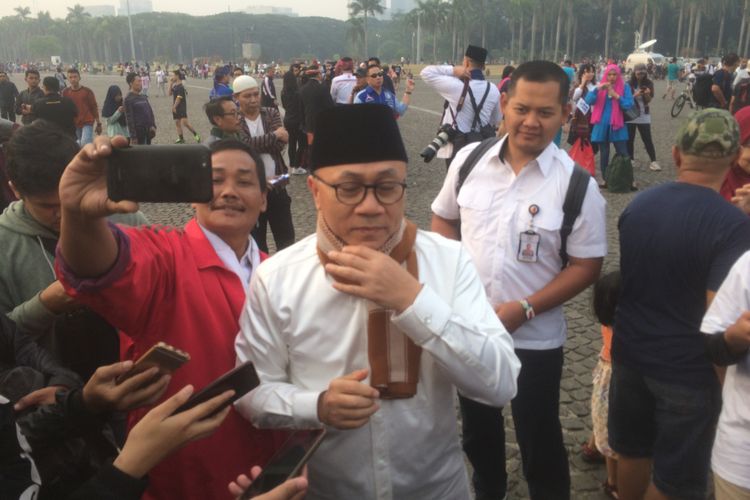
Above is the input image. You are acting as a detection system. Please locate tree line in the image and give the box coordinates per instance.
[2,0,750,66]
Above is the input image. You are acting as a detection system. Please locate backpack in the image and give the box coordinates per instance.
[693,73,714,107]
[455,137,590,269]
[732,78,750,115]
[606,154,634,193]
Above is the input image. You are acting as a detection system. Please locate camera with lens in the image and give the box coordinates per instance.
[420,124,456,163]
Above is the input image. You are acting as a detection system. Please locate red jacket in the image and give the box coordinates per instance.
[57,219,282,500]
[62,85,99,128]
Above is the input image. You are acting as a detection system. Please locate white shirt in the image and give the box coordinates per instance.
[235,231,520,500]
[198,223,260,290]
[420,65,501,159]
[330,72,357,104]
[431,138,608,349]
[244,116,276,179]
[734,68,750,89]
[700,250,750,490]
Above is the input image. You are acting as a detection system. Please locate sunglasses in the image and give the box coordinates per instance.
[368,72,384,78]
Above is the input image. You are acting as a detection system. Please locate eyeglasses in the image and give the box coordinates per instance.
[312,174,406,205]
[222,110,239,117]
[368,72,384,78]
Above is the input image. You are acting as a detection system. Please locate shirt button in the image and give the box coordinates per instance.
[424,315,432,325]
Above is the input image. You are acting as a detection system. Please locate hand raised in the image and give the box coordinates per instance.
[228,465,308,500]
[113,385,233,479]
[317,369,379,430]
[58,135,138,219]
[325,246,422,313]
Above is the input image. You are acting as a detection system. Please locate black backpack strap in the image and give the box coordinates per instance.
[455,137,501,197]
[559,163,590,269]
[467,82,491,131]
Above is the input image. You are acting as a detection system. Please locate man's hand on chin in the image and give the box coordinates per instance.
[325,245,422,313]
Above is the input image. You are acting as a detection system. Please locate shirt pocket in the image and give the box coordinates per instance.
[457,189,494,242]
[515,203,564,261]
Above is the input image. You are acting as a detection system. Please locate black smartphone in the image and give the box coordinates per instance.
[240,429,327,499]
[107,144,212,203]
[173,361,260,416]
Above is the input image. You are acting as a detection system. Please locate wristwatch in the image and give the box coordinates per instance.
[519,298,535,321]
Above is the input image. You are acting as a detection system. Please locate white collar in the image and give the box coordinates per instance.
[496,135,570,178]
[198,223,260,289]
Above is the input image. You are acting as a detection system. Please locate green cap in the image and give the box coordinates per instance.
[675,108,740,158]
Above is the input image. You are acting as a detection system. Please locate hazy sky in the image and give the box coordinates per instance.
[0,0,350,21]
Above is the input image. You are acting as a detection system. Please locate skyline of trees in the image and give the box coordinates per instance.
[2,0,750,65]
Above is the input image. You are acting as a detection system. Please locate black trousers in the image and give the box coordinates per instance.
[459,347,569,500]
[285,122,306,168]
[133,127,152,145]
[1,106,15,122]
[627,123,656,162]
[251,187,295,253]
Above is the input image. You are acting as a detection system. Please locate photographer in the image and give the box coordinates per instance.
[421,45,500,167]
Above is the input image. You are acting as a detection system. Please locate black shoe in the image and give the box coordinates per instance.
[599,182,608,189]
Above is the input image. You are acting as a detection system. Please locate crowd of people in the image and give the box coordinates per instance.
[0,45,750,500]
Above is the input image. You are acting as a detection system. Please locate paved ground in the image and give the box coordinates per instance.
[8,71,692,498]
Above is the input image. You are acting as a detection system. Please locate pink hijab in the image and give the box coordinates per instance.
[590,64,625,130]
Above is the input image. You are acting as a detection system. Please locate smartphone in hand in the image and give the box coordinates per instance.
[240,429,326,499]
[172,361,260,416]
[107,145,212,203]
[116,342,190,384]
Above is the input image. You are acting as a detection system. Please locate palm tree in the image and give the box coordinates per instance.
[417,0,449,63]
[14,6,31,20]
[603,0,614,59]
[66,4,92,62]
[346,16,366,56]
[348,0,385,58]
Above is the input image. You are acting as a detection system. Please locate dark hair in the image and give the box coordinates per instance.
[42,76,60,92]
[592,271,621,326]
[6,120,80,196]
[25,69,40,78]
[368,57,381,65]
[366,64,381,74]
[508,60,571,105]
[501,65,515,79]
[67,68,80,76]
[564,60,572,66]
[204,97,233,127]
[126,72,139,85]
[723,53,740,67]
[173,70,181,76]
[341,57,353,64]
[0,71,7,77]
[577,63,594,81]
[208,139,267,192]
[629,68,652,89]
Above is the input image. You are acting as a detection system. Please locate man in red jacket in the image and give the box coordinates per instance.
[62,68,101,146]
[54,138,284,500]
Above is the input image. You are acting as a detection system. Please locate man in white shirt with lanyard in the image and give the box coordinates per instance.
[235,104,521,500]
[421,45,501,166]
[431,60,607,500]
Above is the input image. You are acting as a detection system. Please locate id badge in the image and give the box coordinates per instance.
[517,230,540,263]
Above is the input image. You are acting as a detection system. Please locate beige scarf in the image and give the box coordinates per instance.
[316,215,422,399]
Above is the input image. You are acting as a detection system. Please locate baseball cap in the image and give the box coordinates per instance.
[675,108,740,158]
[232,75,258,94]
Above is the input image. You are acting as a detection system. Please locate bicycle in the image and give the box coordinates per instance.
[671,79,698,117]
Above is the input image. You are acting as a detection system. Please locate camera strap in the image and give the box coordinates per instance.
[467,82,491,132]
[440,79,471,129]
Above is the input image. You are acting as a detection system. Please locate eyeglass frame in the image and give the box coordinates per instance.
[311,174,407,205]
[368,71,385,78]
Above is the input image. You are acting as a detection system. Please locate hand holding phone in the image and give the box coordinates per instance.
[59,135,139,220]
[116,342,190,385]
[239,430,326,499]
[173,361,260,416]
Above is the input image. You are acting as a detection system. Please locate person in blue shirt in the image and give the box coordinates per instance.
[586,64,634,185]
[663,57,682,100]
[209,66,233,100]
[354,64,414,118]
[562,60,576,83]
